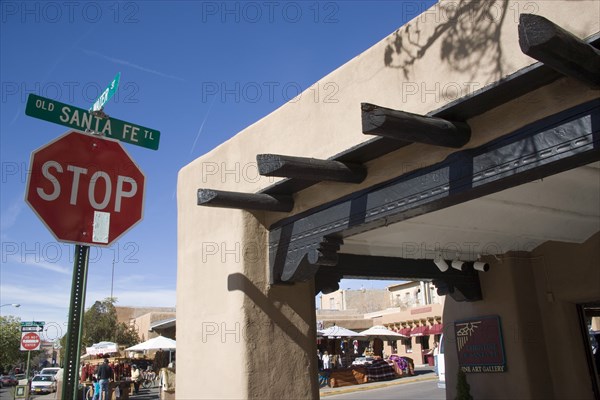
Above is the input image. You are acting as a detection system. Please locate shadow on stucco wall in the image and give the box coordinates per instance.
[227,272,312,344]
[384,0,510,81]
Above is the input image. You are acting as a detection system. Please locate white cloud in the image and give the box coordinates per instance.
[6,254,70,275]
[82,50,185,82]
[1,199,24,231]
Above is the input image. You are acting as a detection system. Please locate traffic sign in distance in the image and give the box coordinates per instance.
[21,326,44,332]
[21,332,41,351]
[25,130,145,246]
[25,94,160,150]
[21,321,45,327]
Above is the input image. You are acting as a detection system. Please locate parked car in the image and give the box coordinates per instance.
[0,374,18,386]
[14,373,27,386]
[39,367,61,376]
[30,374,57,394]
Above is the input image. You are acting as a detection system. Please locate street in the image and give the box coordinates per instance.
[1,382,441,400]
[325,380,445,400]
[0,385,160,400]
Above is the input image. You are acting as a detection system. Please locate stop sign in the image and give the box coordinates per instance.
[21,332,41,351]
[25,130,145,246]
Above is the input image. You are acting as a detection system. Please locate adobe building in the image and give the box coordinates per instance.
[317,282,446,364]
[178,1,600,399]
[374,282,445,364]
[319,288,390,313]
[115,306,176,341]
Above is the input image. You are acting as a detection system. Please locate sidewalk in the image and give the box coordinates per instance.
[319,366,438,397]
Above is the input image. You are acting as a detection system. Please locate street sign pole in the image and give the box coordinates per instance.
[25,350,31,383]
[61,245,90,400]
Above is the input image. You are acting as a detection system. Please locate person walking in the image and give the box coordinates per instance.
[322,351,331,370]
[131,365,141,394]
[96,358,113,400]
[433,342,440,376]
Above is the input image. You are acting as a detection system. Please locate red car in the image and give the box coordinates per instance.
[0,374,18,386]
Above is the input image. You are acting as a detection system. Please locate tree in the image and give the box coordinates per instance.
[0,316,45,373]
[82,298,139,348]
[59,298,140,361]
[0,316,22,373]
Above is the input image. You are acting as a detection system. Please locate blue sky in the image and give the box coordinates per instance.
[1,0,435,339]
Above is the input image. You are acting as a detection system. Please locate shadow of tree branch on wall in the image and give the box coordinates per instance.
[384,0,512,82]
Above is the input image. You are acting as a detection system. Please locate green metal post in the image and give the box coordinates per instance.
[25,350,31,382]
[61,245,90,400]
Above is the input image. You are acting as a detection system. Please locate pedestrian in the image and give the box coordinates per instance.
[317,350,323,371]
[433,342,439,376]
[131,364,141,394]
[322,351,331,370]
[91,376,101,400]
[96,358,113,400]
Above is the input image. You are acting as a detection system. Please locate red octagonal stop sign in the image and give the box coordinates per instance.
[26,130,145,246]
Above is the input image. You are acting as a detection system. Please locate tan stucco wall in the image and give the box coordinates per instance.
[531,232,600,399]
[177,1,600,399]
[320,289,391,313]
[115,306,176,325]
[131,312,176,341]
[444,232,600,399]
[444,254,554,399]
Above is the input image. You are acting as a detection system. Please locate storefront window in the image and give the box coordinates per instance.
[419,335,430,350]
[403,338,412,353]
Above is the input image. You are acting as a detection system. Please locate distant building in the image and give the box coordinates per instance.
[317,282,445,365]
[115,306,176,341]
[319,288,390,313]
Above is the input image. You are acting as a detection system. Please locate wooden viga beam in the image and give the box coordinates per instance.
[198,189,293,212]
[518,13,600,88]
[361,103,471,148]
[257,154,367,183]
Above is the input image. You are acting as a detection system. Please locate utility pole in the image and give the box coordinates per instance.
[110,254,115,299]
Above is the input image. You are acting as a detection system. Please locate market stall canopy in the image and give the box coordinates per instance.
[126,335,176,351]
[359,325,408,341]
[86,341,118,355]
[318,326,365,338]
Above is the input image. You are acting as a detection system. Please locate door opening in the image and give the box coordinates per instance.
[578,302,600,399]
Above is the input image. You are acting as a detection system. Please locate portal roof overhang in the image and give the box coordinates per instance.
[196,15,600,302]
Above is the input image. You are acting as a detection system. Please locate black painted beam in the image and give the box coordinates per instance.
[335,253,475,282]
[257,154,367,183]
[198,189,293,212]
[361,103,471,148]
[519,14,600,88]
[315,253,483,302]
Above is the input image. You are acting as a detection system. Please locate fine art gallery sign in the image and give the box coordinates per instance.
[454,315,506,373]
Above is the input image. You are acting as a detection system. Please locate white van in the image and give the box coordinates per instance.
[437,334,446,389]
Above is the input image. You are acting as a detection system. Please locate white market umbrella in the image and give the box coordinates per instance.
[125,335,176,351]
[86,341,118,355]
[318,326,365,339]
[359,325,408,341]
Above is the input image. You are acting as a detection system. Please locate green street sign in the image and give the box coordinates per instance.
[91,72,121,112]
[26,94,160,150]
[21,321,45,327]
